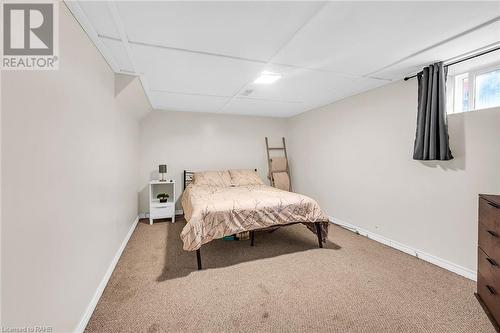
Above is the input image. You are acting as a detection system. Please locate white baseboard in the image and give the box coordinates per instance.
[74,216,139,333]
[329,217,477,281]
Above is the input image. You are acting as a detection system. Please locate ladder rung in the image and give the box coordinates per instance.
[268,147,285,150]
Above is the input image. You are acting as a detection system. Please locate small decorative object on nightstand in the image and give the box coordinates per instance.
[157,193,169,203]
[149,180,175,225]
[159,164,167,182]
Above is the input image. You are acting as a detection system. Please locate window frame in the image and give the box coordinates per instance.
[447,62,500,114]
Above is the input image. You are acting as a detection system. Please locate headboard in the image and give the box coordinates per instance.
[183,169,258,190]
[183,170,195,190]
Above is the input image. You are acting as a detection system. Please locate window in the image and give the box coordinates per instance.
[447,64,500,114]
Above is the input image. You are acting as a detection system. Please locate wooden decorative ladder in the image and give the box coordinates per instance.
[265,137,291,191]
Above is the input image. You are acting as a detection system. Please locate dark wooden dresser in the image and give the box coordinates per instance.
[477,194,500,332]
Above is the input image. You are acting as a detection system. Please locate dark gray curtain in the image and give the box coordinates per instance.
[413,62,453,161]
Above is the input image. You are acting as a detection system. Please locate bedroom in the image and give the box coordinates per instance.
[1,1,500,332]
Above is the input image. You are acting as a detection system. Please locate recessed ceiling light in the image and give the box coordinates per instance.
[254,71,281,84]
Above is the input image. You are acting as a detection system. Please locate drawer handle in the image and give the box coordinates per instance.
[486,285,497,295]
[487,230,498,238]
[487,202,500,209]
[486,257,498,266]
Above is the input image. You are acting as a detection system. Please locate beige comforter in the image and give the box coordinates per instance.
[181,184,329,251]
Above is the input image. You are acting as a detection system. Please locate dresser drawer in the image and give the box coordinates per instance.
[479,219,500,261]
[480,197,500,232]
[478,247,500,287]
[478,272,500,326]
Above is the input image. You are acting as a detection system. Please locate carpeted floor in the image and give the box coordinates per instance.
[85,217,494,333]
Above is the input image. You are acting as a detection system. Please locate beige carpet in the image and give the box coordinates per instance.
[85,218,494,333]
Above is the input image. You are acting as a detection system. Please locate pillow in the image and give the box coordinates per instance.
[193,170,232,187]
[229,169,264,186]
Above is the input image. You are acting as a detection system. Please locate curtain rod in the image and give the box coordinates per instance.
[403,46,500,81]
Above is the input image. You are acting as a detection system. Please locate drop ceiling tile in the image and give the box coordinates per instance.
[241,64,386,106]
[447,49,500,77]
[69,1,500,118]
[100,38,134,73]
[273,2,500,77]
[221,98,305,118]
[306,77,388,111]
[150,91,229,113]
[78,1,120,39]
[131,43,265,96]
[115,1,323,61]
[374,21,500,80]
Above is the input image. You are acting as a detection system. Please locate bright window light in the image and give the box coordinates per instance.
[475,69,500,110]
[254,71,281,84]
[447,64,500,114]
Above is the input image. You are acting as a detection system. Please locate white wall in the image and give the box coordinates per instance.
[139,110,287,213]
[1,5,143,332]
[0,64,2,328]
[287,80,500,273]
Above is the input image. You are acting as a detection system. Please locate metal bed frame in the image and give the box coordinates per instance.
[183,170,325,270]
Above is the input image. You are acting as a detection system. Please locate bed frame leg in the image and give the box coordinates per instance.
[250,230,255,246]
[315,222,323,248]
[196,248,202,270]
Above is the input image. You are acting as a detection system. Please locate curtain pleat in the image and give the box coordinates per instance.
[413,62,453,161]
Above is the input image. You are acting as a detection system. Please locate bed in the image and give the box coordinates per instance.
[181,170,330,269]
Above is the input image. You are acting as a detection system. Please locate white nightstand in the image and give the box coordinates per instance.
[149,180,175,225]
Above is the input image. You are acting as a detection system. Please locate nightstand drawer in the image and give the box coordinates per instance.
[150,205,174,218]
[151,201,174,208]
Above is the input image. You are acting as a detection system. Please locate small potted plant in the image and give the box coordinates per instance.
[156,193,170,203]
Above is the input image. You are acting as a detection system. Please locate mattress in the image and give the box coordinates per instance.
[181,184,329,251]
